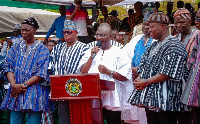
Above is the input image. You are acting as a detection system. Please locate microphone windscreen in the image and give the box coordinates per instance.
[96,41,102,48]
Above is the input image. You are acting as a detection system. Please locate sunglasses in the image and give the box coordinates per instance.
[63,31,77,35]
[142,8,153,13]
[195,16,200,22]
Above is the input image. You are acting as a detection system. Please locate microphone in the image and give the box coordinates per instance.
[91,41,102,59]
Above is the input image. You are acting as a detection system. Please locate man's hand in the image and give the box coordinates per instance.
[98,64,110,75]
[132,67,138,80]
[44,38,48,45]
[91,46,100,58]
[133,79,149,90]
[10,83,27,97]
[74,5,80,13]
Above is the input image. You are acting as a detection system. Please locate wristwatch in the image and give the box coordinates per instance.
[110,71,114,77]
[23,83,28,88]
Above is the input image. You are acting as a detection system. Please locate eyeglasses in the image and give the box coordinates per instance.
[95,34,109,38]
[142,8,153,13]
[195,16,200,22]
[63,31,77,35]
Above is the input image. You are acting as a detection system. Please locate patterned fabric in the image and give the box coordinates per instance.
[64,20,77,31]
[132,36,153,67]
[128,35,189,111]
[148,12,169,25]
[66,4,88,36]
[176,29,199,64]
[181,32,200,107]
[87,40,123,48]
[42,109,54,124]
[1,40,51,112]
[49,41,89,75]
[0,85,5,105]
[173,8,191,20]
[21,17,39,29]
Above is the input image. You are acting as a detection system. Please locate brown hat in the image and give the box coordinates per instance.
[148,12,169,24]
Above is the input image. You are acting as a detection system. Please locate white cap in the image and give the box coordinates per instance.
[14,24,21,30]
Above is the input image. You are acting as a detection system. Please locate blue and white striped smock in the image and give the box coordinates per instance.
[128,36,189,111]
[1,40,50,112]
[49,41,89,75]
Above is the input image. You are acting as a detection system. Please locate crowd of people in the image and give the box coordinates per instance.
[1,0,200,124]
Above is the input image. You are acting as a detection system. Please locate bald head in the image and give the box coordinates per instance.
[97,26,111,35]
[99,23,111,28]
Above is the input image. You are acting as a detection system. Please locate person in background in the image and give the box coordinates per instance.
[41,40,57,124]
[172,7,198,124]
[155,2,160,12]
[99,6,112,24]
[121,9,135,33]
[49,20,89,124]
[167,2,174,24]
[108,10,121,31]
[181,8,200,124]
[44,5,66,44]
[177,0,184,8]
[121,9,135,44]
[1,24,23,52]
[174,8,199,65]
[195,8,200,30]
[123,2,156,80]
[134,1,143,25]
[128,12,189,124]
[1,17,51,124]
[77,24,134,124]
[46,40,56,52]
[111,30,124,45]
[66,0,98,44]
[185,3,195,25]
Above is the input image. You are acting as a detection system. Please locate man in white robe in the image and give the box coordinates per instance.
[77,23,136,123]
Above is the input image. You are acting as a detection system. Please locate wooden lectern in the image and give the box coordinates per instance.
[50,73,114,124]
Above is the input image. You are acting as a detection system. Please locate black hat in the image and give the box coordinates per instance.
[109,10,118,16]
[21,17,39,29]
[142,2,156,10]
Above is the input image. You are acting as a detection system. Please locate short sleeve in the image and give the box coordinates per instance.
[159,49,188,80]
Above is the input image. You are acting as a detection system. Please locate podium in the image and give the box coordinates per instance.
[50,73,115,124]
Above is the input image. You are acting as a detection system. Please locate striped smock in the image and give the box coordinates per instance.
[1,40,50,112]
[128,35,189,111]
[49,41,89,75]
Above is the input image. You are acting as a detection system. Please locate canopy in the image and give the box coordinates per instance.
[0,6,60,35]
[114,0,169,6]
[0,0,96,10]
